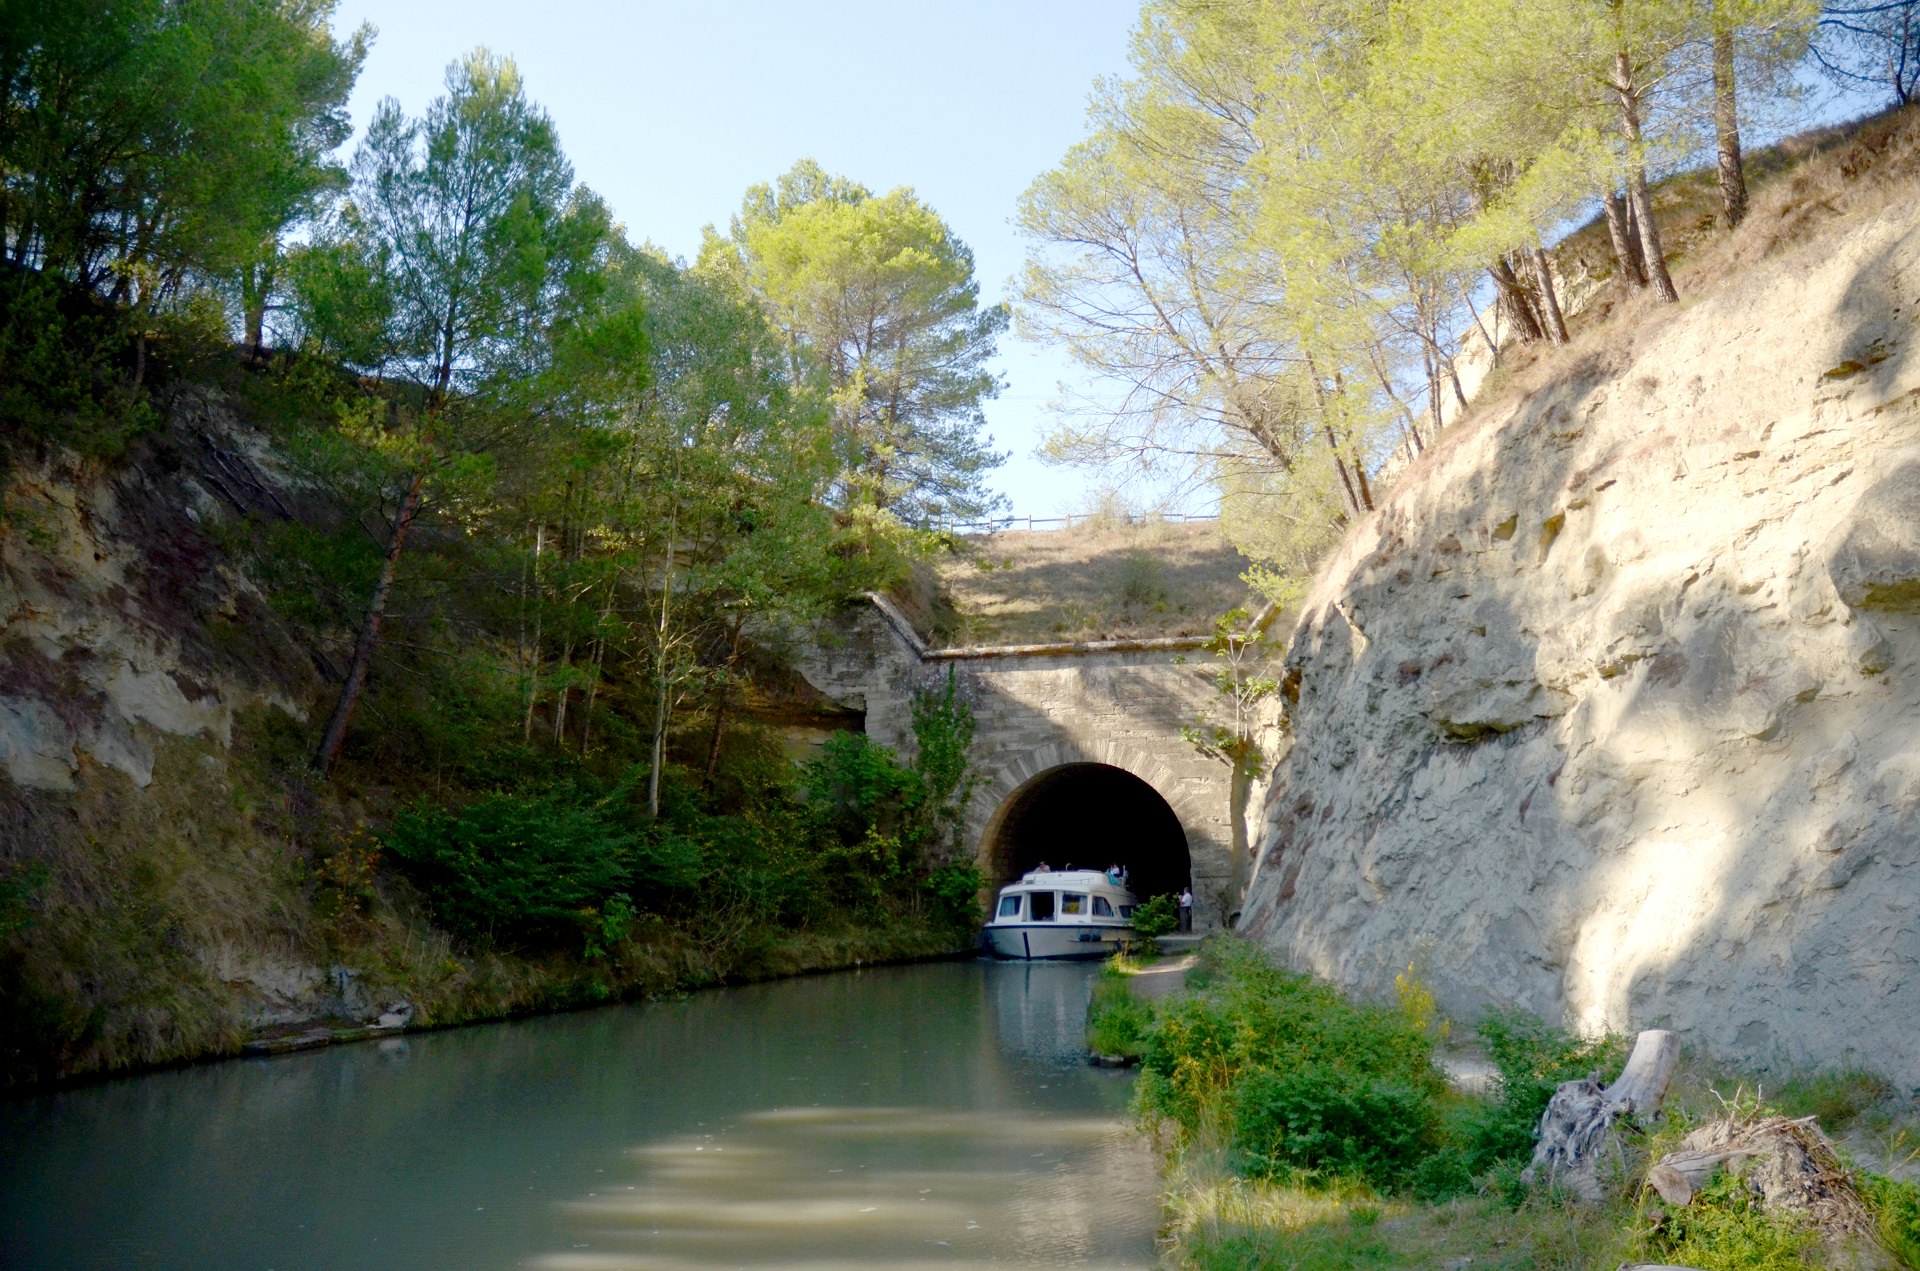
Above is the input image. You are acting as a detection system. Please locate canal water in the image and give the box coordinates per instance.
[0,959,1158,1270]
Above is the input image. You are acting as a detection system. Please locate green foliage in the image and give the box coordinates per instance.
[0,271,156,453]
[923,862,986,930]
[582,893,637,961]
[1633,1168,1819,1270]
[310,49,609,401]
[381,787,651,949]
[1086,963,1155,1060]
[803,732,920,851]
[701,159,1008,525]
[0,0,366,294]
[1463,1008,1628,1173]
[247,519,381,628]
[1771,1067,1893,1132]
[1136,942,1443,1191]
[1181,607,1277,783]
[1018,0,1821,586]
[1232,1066,1438,1188]
[1131,893,1180,950]
[799,673,982,925]
[1863,1171,1920,1268]
[906,667,982,863]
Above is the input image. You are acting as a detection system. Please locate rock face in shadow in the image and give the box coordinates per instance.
[1240,198,1920,1084]
[0,388,316,792]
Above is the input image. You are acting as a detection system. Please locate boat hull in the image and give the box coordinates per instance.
[981,922,1132,961]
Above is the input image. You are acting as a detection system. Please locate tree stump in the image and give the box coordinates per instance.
[1522,1028,1680,1200]
[1646,1112,1883,1255]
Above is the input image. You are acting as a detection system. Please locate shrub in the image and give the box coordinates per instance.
[581,893,637,961]
[1136,941,1444,1190]
[382,787,645,948]
[802,732,918,849]
[1131,893,1178,952]
[0,269,156,456]
[1231,1066,1436,1187]
[1463,1007,1627,1173]
[923,861,986,931]
[1115,548,1168,611]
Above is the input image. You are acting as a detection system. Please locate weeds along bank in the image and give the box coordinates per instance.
[0,370,987,1090]
[1094,941,1920,1271]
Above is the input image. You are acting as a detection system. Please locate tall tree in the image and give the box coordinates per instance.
[1180,607,1278,913]
[539,245,840,813]
[699,162,1008,526]
[1018,0,1396,585]
[299,49,608,773]
[0,0,366,297]
[1714,2,1751,228]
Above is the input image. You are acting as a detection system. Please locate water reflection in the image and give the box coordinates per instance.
[0,960,1155,1269]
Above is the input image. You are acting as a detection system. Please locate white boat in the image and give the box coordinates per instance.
[981,868,1137,960]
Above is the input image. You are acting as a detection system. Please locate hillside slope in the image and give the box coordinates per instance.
[1242,113,1920,1084]
[899,519,1254,647]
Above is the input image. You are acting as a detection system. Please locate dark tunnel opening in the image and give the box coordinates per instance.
[981,763,1190,904]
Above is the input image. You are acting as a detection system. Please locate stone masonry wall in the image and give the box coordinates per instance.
[791,600,1257,929]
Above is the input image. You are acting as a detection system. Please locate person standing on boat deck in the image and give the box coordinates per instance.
[1178,887,1194,932]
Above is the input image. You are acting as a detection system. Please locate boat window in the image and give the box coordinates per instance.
[1061,893,1086,915]
[1118,904,1135,919]
[1030,891,1056,922]
[1092,896,1113,917]
[997,894,1023,918]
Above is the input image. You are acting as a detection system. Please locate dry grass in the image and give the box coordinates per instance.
[920,518,1256,646]
[1160,1134,1637,1271]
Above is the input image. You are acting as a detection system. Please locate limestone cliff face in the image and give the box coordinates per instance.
[1241,198,1920,1082]
[0,390,345,1049]
[1,388,315,792]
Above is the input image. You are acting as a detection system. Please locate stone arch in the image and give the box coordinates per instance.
[969,741,1203,904]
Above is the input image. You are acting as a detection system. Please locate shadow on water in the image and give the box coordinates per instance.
[0,960,1156,1271]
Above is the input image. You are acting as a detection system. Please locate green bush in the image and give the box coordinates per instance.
[0,269,156,456]
[1231,1066,1435,1187]
[1136,941,1443,1190]
[382,787,655,948]
[1462,1007,1627,1173]
[802,732,918,849]
[1130,893,1178,953]
[923,861,986,931]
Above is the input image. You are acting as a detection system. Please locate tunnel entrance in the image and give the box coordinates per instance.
[980,763,1190,904]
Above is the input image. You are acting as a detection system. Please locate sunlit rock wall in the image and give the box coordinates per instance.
[1241,200,1920,1082]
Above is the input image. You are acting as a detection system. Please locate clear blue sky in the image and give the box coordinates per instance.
[326,0,1157,520]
